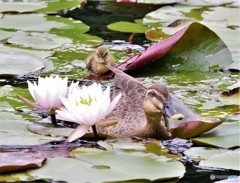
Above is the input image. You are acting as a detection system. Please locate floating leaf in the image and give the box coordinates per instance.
[0,151,46,173]
[200,149,240,171]
[107,21,149,33]
[8,31,72,50]
[0,45,52,59]
[0,14,65,32]
[29,150,185,182]
[0,111,62,145]
[185,147,240,171]
[184,147,224,161]
[0,2,46,13]
[37,0,84,14]
[95,22,233,79]
[0,51,45,77]
[192,122,240,148]
[27,122,73,138]
[48,15,90,36]
[170,119,223,139]
[0,30,16,41]
[118,22,232,72]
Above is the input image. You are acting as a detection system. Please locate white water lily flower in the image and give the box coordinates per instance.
[27,76,79,111]
[56,82,122,142]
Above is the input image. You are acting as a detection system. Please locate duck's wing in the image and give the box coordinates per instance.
[108,66,147,97]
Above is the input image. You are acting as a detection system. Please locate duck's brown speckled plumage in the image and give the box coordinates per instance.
[97,67,181,139]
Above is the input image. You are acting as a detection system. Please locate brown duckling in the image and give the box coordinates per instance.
[98,67,184,140]
[86,45,116,75]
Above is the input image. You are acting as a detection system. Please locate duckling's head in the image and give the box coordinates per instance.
[95,45,110,63]
[143,85,184,120]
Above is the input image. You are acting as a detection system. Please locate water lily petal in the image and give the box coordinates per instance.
[107,93,122,114]
[56,82,121,140]
[67,125,90,142]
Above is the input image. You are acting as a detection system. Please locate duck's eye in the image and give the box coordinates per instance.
[148,91,156,97]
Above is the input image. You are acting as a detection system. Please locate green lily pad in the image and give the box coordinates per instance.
[0,111,62,145]
[0,45,52,59]
[184,147,225,161]
[0,51,45,77]
[228,61,240,71]
[185,147,240,171]
[192,122,240,148]
[29,150,185,182]
[107,21,149,33]
[37,0,84,14]
[143,5,195,27]
[0,14,65,32]
[0,30,16,41]
[200,149,240,171]
[128,22,233,73]
[47,15,90,36]
[185,0,239,6]
[0,2,46,13]
[8,31,72,50]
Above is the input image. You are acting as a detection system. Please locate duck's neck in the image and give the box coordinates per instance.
[142,112,170,139]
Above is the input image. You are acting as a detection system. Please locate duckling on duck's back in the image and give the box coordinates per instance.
[86,45,115,75]
[98,67,184,140]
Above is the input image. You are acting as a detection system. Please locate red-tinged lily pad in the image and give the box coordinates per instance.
[170,119,223,139]
[90,22,232,79]
[0,151,46,173]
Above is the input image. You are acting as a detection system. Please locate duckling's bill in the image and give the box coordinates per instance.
[162,100,184,120]
[97,57,105,63]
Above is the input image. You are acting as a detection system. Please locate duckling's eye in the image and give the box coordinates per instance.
[102,52,108,58]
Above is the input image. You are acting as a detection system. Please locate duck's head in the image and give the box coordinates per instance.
[143,85,184,120]
[95,45,110,63]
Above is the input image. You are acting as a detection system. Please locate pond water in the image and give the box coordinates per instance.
[0,0,239,182]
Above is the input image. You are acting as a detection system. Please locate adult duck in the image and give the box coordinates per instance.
[98,66,187,140]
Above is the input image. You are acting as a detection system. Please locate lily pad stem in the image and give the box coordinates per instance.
[92,125,99,141]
